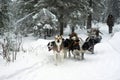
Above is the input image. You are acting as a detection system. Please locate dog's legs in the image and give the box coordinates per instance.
[63,49,67,58]
[77,51,81,60]
[69,53,71,58]
[92,46,94,54]
[68,49,71,58]
[54,51,58,65]
[72,50,75,58]
[73,50,79,60]
[73,50,84,60]
[74,55,76,59]
[54,54,57,65]
[80,49,85,60]
[91,46,94,54]
[60,51,64,62]
[81,52,84,60]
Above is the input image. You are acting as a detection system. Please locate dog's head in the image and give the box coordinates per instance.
[47,41,55,51]
[69,32,78,40]
[55,35,63,46]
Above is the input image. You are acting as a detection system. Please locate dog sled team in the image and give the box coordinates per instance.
[47,28,102,65]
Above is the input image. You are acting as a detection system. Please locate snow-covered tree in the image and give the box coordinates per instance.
[86,0,105,29]
[33,8,58,38]
[41,0,90,35]
[104,0,120,23]
[110,0,120,22]
[0,0,10,35]
[69,10,85,32]
[92,0,105,22]
[13,0,35,34]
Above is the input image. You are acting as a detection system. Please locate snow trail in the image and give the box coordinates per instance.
[0,24,120,80]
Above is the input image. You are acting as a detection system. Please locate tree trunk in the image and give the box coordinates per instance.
[59,14,64,35]
[71,23,75,32]
[87,14,92,29]
[71,26,75,32]
[87,0,92,29]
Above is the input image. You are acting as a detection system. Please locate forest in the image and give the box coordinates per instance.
[1,0,120,36]
[0,0,120,80]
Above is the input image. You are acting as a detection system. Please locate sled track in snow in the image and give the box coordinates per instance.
[1,34,120,80]
[0,56,53,80]
[0,45,54,80]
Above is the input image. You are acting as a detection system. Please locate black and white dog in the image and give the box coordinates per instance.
[82,35,102,54]
[82,28,102,54]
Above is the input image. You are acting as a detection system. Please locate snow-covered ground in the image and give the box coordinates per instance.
[0,23,120,80]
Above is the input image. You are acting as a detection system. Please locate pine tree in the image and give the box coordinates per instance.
[0,0,10,35]
[41,0,89,35]
[86,0,105,29]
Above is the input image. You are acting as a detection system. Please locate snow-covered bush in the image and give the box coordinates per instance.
[1,32,22,62]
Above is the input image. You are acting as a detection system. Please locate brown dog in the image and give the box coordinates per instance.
[52,35,65,65]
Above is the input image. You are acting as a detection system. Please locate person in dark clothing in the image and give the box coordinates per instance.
[107,14,115,34]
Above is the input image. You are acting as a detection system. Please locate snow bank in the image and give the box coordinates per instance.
[109,32,120,53]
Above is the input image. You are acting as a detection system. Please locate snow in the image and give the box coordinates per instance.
[0,23,120,80]
[37,8,57,22]
[32,13,38,19]
[108,32,120,53]
[43,24,52,29]
[37,23,42,26]
[11,0,17,2]
[15,12,34,25]
[42,8,56,20]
